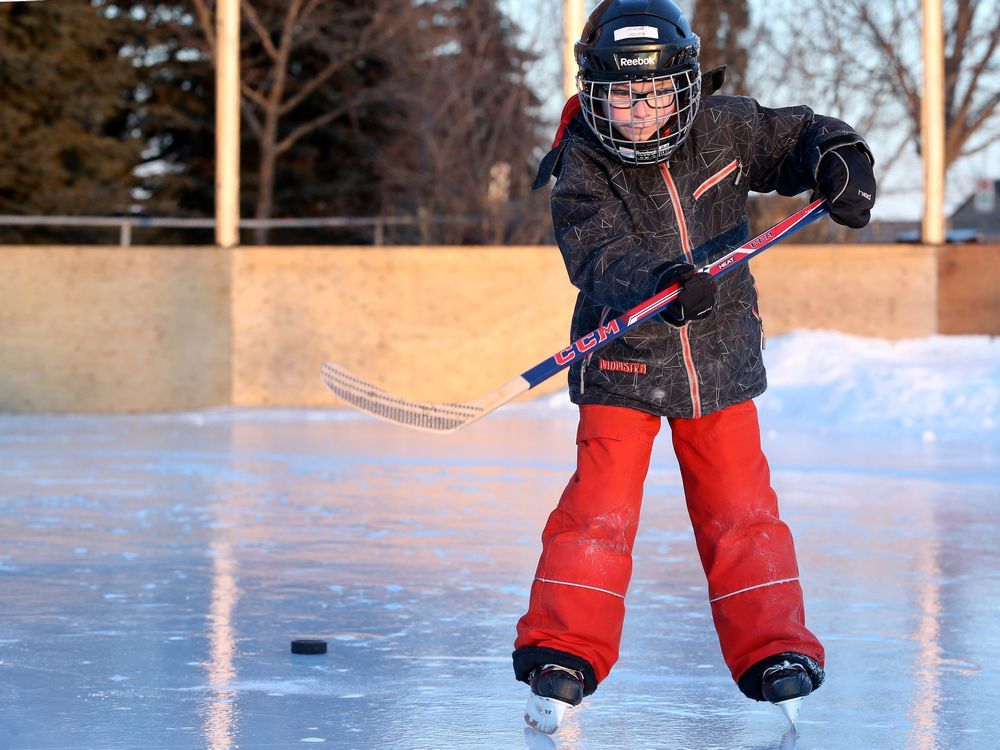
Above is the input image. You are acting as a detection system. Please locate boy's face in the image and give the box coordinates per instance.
[605,79,677,143]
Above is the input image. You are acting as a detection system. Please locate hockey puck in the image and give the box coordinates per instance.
[290,639,327,655]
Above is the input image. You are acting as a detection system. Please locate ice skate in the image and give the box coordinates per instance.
[761,660,813,726]
[523,664,584,735]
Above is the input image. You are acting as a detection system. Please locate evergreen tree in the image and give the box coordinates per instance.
[116,3,216,218]
[110,2,217,243]
[0,1,144,242]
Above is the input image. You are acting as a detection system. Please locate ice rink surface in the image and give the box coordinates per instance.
[2,332,998,750]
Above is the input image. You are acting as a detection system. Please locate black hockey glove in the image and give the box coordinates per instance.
[814,145,876,229]
[655,262,717,327]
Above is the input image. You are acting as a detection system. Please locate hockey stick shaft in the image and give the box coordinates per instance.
[517,198,829,388]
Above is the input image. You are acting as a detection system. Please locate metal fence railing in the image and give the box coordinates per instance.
[0,214,486,246]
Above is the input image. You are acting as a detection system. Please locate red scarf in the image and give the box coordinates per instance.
[552,96,582,148]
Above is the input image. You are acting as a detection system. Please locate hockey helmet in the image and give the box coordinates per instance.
[575,0,701,165]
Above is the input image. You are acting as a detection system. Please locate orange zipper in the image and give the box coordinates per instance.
[658,163,693,262]
[659,162,702,417]
[693,159,740,200]
[678,325,701,418]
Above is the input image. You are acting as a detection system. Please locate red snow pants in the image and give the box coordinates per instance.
[514,400,824,688]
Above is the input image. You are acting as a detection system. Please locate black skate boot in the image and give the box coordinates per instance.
[523,664,584,735]
[761,660,813,725]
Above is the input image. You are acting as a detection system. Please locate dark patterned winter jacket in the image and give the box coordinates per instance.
[533,72,871,418]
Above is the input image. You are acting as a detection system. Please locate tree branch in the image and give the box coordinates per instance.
[278,5,404,117]
[855,2,922,127]
[965,90,1000,136]
[275,109,343,156]
[188,0,216,59]
[240,0,278,62]
[947,7,1000,160]
[275,90,384,155]
[241,99,263,139]
[951,10,1000,129]
[958,132,1000,157]
[278,53,355,116]
[240,80,268,110]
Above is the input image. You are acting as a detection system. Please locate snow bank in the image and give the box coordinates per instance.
[758,330,998,441]
[541,330,999,443]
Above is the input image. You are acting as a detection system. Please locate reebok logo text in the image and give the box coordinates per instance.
[619,55,656,67]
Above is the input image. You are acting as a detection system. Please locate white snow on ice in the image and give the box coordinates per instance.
[759,331,999,440]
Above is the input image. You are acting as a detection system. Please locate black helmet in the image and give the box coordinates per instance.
[575,0,701,165]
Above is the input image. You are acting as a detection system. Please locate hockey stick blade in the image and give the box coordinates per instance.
[320,363,529,434]
[321,199,828,433]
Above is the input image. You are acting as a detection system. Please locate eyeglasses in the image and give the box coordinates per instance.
[607,86,676,110]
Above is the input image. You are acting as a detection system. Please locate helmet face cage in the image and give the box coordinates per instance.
[578,66,701,166]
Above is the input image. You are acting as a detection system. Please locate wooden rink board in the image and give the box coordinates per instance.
[0,242,995,411]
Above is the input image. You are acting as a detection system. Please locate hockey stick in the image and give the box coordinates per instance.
[321,198,829,433]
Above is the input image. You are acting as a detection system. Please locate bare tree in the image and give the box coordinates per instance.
[749,0,999,234]
[372,0,549,245]
[849,0,1000,166]
[187,0,417,242]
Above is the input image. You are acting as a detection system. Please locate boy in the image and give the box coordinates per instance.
[515,0,876,735]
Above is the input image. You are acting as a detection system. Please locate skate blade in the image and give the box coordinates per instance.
[523,694,572,735]
[523,726,557,750]
[774,696,805,726]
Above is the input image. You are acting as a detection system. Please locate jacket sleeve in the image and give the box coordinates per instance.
[549,143,670,312]
[729,97,872,196]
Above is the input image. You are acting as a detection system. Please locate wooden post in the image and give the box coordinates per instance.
[215,0,240,248]
[921,0,945,245]
[563,0,585,101]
